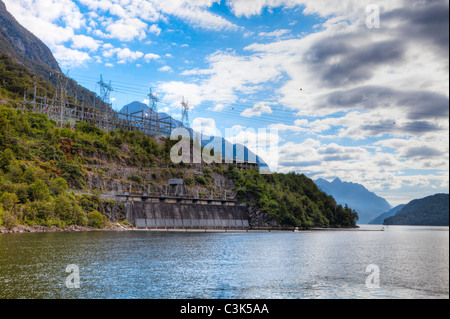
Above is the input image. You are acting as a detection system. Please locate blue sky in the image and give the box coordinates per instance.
[4,0,449,206]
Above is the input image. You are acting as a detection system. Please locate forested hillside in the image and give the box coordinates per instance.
[0,103,358,229]
[384,194,449,226]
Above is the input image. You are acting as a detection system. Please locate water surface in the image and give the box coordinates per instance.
[0,225,448,299]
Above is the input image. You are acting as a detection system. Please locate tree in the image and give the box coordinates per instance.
[88,210,104,228]
[0,192,18,212]
[0,204,4,226]
[28,179,50,201]
[50,177,68,196]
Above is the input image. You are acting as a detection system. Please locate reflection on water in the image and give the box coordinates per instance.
[0,225,448,299]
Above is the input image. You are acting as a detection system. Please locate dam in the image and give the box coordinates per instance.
[123,179,250,229]
[125,201,249,229]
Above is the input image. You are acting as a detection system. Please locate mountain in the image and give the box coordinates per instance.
[0,0,102,106]
[384,194,449,226]
[0,0,60,73]
[314,178,392,224]
[119,101,269,169]
[369,204,406,224]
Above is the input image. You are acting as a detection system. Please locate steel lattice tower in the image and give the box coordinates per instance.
[181,96,190,128]
[148,87,159,113]
[97,74,113,106]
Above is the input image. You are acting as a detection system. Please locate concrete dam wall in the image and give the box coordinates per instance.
[125,201,250,229]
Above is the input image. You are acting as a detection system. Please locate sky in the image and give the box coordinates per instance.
[3,0,449,206]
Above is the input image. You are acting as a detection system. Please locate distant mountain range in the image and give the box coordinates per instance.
[119,101,269,169]
[369,204,406,224]
[314,178,392,224]
[383,194,449,226]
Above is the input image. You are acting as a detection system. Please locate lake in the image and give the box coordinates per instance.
[0,225,448,299]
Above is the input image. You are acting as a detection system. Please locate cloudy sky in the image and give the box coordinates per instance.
[4,0,449,205]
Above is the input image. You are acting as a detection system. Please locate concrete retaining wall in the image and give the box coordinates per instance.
[126,201,249,229]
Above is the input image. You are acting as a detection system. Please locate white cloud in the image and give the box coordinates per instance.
[104,18,148,41]
[102,47,144,64]
[152,0,238,31]
[52,45,92,68]
[158,65,173,72]
[79,0,237,32]
[227,0,404,20]
[71,35,101,51]
[241,102,273,117]
[149,24,162,36]
[3,0,83,46]
[144,53,161,62]
[167,50,284,107]
[258,29,291,38]
[209,103,226,111]
[157,81,203,109]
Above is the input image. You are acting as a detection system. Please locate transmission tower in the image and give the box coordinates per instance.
[97,74,113,107]
[148,87,159,113]
[181,96,190,128]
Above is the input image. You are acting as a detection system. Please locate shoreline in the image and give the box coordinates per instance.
[0,224,134,234]
[0,225,382,234]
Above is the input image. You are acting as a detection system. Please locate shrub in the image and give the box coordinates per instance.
[50,177,68,196]
[23,166,46,184]
[88,210,104,228]
[0,192,18,211]
[57,160,85,189]
[195,175,207,185]
[3,210,18,229]
[184,176,193,186]
[15,183,29,204]
[30,200,55,221]
[128,174,143,185]
[28,179,50,202]
[0,149,14,171]
[202,167,212,180]
[0,204,4,226]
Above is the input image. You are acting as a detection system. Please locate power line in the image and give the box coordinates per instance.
[68,73,448,131]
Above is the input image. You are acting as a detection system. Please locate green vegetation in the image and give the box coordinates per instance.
[225,165,358,228]
[0,101,358,229]
[384,194,449,226]
[0,53,55,101]
[88,210,104,228]
[0,103,173,229]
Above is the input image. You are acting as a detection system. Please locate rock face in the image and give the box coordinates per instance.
[0,0,60,72]
[247,205,279,227]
